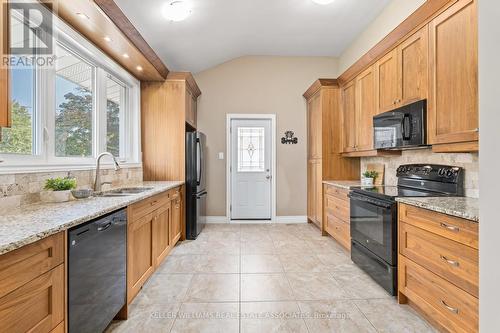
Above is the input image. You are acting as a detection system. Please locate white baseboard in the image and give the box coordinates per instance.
[205,216,307,224]
[275,216,308,224]
[205,216,229,224]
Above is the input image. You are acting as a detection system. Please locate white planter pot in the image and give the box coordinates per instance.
[361,178,374,186]
[40,190,73,203]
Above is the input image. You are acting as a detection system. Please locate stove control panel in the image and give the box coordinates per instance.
[397,164,463,183]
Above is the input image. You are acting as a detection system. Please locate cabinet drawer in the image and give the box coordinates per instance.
[169,186,181,200]
[399,256,478,333]
[129,191,170,221]
[325,195,350,223]
[400,222,478,297]
[399,204,478,249]
[0,232,64,299]
[325,185,349,201]
[325,213,350,250]
[0,264,65,333]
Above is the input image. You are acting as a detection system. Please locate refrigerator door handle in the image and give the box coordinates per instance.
[195,191,208,199]
[196,139,202,186]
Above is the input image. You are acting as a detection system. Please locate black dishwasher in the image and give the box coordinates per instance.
[68,209,127,333]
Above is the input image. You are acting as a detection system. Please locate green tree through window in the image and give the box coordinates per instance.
[0,101,32,154]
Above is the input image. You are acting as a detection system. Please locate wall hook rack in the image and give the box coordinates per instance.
[281,131,298,144]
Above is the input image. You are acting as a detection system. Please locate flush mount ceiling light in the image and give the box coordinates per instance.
[312,0,336,5]
[103,36,112,42]
[162,1,192,22]
[76,12,90,20]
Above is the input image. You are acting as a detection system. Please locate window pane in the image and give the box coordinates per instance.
[55,45,94,157]
[238,127,265,172]
[106,76,125,157]
[0,14,35,155]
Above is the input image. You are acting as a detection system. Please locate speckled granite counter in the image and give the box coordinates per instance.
[323,180,362,190]
[0,181,184,255]
[396,197,479,223]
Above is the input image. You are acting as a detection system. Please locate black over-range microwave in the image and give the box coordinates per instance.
[373,99,427,150]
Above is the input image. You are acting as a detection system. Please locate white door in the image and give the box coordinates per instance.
[230,119,272,220]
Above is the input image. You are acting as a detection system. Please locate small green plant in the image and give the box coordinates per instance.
[44,177,77,191]
[363,170,379,179]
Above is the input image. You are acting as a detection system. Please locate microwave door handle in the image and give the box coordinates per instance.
[402,114,412,140]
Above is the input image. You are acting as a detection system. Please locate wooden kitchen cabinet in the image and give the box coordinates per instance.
[185,88,197,128]
[323,184,351,250]
[152,202,172,268]
[398,203,479,333]
[355,66,377,152]
[375,49,399,113]
[342,80,357,153]
[428,0,478,152]
[171,188,183,245]
[0,232,65,333]
[304,79,360,229]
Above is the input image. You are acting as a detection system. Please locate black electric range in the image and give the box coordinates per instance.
[348,164,464,296]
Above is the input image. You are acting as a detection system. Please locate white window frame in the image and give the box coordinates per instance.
[0,9,141,173]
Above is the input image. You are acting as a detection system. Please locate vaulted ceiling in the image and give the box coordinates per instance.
[115,0,391,73]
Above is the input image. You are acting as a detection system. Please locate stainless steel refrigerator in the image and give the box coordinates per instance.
[185,131,207,239]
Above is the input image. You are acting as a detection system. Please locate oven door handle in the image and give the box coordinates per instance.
[349,193,394,209]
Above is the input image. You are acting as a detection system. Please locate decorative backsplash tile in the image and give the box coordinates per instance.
[0,167,143,210]
[361,149,479,198]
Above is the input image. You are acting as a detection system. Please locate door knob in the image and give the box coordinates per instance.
[266,175,272,180]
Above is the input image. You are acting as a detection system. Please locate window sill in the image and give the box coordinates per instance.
[0,162,142,175]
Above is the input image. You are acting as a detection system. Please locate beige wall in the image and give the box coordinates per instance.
[338,0,426,74]
[195,56,339,217]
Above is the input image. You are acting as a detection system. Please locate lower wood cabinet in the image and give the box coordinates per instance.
[0,232,65,333]
[127,186,183,304]
[398,204,478,333]
[323,184,351,250]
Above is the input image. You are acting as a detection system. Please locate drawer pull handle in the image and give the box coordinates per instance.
[440,255,460,267]
[440,223,460,232]
[441,300,459,314]
[151,200,158,206]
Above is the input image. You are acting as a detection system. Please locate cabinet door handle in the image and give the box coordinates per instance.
[441,300,459,314]
[440,223,460,232]
[440,255,460,267]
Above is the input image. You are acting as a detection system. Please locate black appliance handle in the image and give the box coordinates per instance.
[401,114,412,140]
[97,221,112,232]
[195,191,208,199]
[349,193,394,209]
[196,138,203,186]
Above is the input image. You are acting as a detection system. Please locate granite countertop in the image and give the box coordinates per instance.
[0,181,184,255]
[396,197,479,223]
[323,180,362,190]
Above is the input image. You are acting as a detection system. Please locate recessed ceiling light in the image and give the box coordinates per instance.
[76,12,90,20]
[136,66,143,71]
[162,1,192,22]
[123,53,130,59]
[103,36,112,42]
[312,0,336,5]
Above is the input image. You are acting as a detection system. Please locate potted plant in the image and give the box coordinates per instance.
[40,177,77,203]
[362,170,379,186]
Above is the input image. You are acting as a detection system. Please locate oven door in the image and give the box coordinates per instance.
[349,192,397,265]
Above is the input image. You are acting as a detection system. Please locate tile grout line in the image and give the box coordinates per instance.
[352,301,381,333]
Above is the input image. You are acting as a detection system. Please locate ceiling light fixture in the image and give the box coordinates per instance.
[162,1,192,22]
[76,12,90,20]
[103,36,112,42]
[136,66,143,71]
[123,53,130,59]
[312,0,336,5]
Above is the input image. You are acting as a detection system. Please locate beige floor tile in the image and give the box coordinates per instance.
[106,303,180,333]
[184,274,239,302]
[171,302,239,333]
[272,239,313,254]
[315,253,363,272]
[204,223,241,233]
[134,274,194,305]
[197,255,240,273]
[205,239,240,255]
[332,270,392,299]
[304,239,346,254]
[207,231,241,242]
[240,230,273,242]
[170,240,209,256]
[286,272,349,300]
[157,255,202,274]
[354,299,437,333]
[241,274,294,301]
[298,300,376,333]
[279,254,330,272]
[241,302,308,333]
[241,255,283,273]
[241,240,276,254]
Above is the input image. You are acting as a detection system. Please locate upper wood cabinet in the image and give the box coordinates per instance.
[356,66,377,152]
[185,88,197,128]
[376,49,399,113]
[428,0,478,150]
[0,0,10,129]
[307,92,322,159]
[342,80,357,153]
[376,26,428,114]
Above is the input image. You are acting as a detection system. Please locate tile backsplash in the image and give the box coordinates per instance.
[361,149,479,198]
[0,167,143,210]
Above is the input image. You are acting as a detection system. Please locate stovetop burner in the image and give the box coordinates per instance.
[351,185,457,201]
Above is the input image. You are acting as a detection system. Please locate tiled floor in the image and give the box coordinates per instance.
[106,223,436,333]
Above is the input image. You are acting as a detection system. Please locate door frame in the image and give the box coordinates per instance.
[226,114,277,223]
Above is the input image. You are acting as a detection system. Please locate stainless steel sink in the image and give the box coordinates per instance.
[96,187,154,197]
